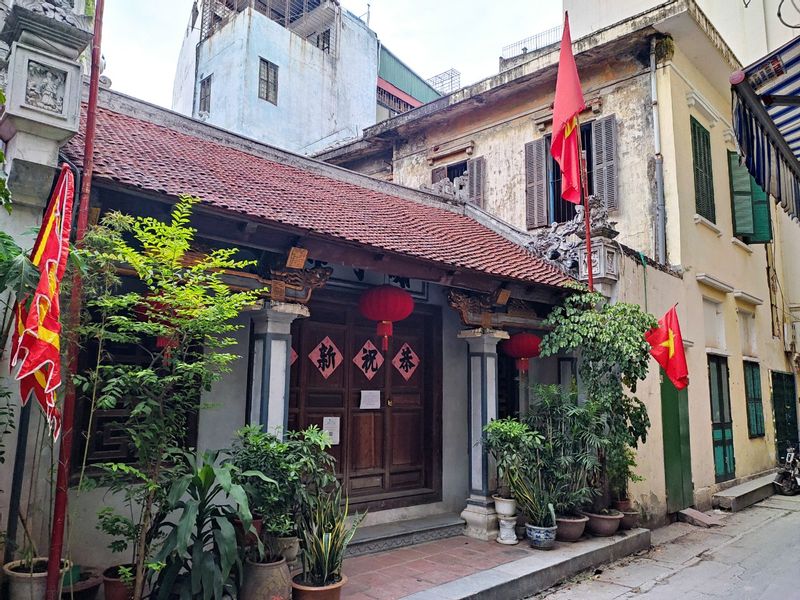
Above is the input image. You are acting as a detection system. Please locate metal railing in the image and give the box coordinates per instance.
[501,25,563,60]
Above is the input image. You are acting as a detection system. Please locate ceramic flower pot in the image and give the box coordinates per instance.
[492,495,517,518]
[102,565,134,600]
[3,558,70,600]
[582,510,624,537]
[241,557,292,600]
[525,523,558,550]
[277,535,301,571]
[496,517,519,545]
[619,509,640,530]
[613,498,633,512]
[555,514,589,542]
[292,574,348,600]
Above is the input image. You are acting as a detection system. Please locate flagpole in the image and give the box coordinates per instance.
[576,117,594,292]
[44,0,105,596]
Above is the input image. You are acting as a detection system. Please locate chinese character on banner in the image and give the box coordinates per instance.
[392,342,419,381]
[308,336,342,379]
[353,339,384,381]
[290,347,298,366]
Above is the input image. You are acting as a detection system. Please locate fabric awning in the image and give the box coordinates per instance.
[731,35,800,223]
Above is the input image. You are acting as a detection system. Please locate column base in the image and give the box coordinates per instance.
[460,495,499,541]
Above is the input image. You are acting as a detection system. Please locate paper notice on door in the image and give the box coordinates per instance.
[322,416,340,445]
[359,390,381,410]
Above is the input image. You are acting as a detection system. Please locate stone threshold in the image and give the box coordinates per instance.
[402,528,651,600]
[346,513,465,558]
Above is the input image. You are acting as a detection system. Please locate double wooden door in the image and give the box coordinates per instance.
[661,371,693,512]
[772,371,799,462]
[288,294,441,510]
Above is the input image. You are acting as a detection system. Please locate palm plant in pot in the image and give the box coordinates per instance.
[607,443,642,529]
[524,385,604,542]
[292,484,366,600]
[482,418,536,520]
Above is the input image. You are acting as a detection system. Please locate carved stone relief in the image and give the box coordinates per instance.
[25,59,66,113]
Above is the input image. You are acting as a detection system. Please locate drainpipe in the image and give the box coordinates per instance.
[651,37,666,265]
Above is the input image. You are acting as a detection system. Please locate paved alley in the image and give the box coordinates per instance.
[536,494,800,600]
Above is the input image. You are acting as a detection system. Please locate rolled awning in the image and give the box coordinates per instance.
[731,35,800,222]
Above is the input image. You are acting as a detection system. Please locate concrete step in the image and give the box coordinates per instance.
[712,473,776,512]
[346,513,465,557]
[677,507,725,528]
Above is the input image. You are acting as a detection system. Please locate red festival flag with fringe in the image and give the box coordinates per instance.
[550,13,586,204]
[10,164,75,438]
[645,305,689,390]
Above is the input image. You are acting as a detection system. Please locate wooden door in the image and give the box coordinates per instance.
[708,355,735,483]
[661,370,693,512]
[289,294,442,510]
[772,371,799,462]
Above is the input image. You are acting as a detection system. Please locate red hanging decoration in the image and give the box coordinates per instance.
[500,332,541,373]
[134,295,177,353]
[358,285,414,351]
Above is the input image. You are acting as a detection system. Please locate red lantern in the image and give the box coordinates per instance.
[358,285,414,351]
[500,332,541,373]
[134,295,176,352]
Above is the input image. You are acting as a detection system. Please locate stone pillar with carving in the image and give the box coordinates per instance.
[250,302,309,437]
[458,327,508,541]
[577,196,621,297]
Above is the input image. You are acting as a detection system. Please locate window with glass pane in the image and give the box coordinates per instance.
[743,361,765,437]
[708,354,734,482]
[259,58,278,105]
[199,75,212,113]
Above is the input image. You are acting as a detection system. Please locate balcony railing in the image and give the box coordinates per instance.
[501,25,563,60]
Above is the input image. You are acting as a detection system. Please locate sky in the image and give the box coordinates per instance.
[102,0,564,109]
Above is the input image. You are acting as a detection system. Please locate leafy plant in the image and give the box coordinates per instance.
[540,286,656,507]
[0,89,11,214]
[148,449,268,600]
[523,385,604,516]
[606,444,643,501]
[482,417,541,497]
[286,425,337,521]
[297,484,365,588]
[79,196,258,599]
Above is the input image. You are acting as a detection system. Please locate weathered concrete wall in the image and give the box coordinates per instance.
[175,7,378,154]
[172,10,200,116]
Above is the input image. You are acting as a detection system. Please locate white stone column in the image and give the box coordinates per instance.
[250,302,309,437]
[458,328,508,541]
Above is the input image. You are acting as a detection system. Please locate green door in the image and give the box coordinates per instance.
[708,355,735,483]
[772,371,799,462]
[661,370,693,512]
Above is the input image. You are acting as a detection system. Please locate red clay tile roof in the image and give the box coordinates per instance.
[63,105,570,288]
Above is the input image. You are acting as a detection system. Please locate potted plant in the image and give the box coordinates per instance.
[482,418,535,519]
[148,449,264,599]
[2,554,71,600]
[524,385,604,543]
[60,566,104,600]
[607,444,642,529]
[292,484,365,599]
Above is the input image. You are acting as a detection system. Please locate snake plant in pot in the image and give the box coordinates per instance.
[292,484,366,600]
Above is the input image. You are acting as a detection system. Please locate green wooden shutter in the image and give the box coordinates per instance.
[525,139,548,229]
[743,361,765,438]
[691,117,715,222]
[749,177,772,243]
[729,151,754,235]
[592,115,618,211]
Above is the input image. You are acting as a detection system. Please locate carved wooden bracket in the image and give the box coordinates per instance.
[447,288,544,330]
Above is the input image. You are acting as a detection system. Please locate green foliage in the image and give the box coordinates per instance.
[78,196,259,599]
[0,89,10,214]
[523,385,605,515]
[606,444,643,501]
[540,287,657,506]
[482,417,542,494]
[0,385,14,469]
[149,449,262,600]
[297,485,365,588]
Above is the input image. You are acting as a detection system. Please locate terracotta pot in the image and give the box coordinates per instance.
[582,510,624,537]
[277,535,301,570]
[292,574,348,600]
[555,514,589,542]
[492,495,517,518]
[620,509,640,530]
[3,558,71,600]
[525,523,558,550]
[241,557,292,600]
[613,498,633,512]
[61,567,103,600]
[102,565,134,600]
[234,516,263,547]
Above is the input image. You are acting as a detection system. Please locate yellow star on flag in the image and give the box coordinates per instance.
[660,328,676,359]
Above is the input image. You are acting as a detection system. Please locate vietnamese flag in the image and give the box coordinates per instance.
[551,12,586,204]
[646,306,689,390]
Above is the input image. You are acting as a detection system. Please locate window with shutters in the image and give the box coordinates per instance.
[259,58,279,105]
[525,115,617,230]
[199,75,212,114]
[743,361,765,438]
[728,151,772,244]
[691,117,715,222]
[430,158,485,207]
